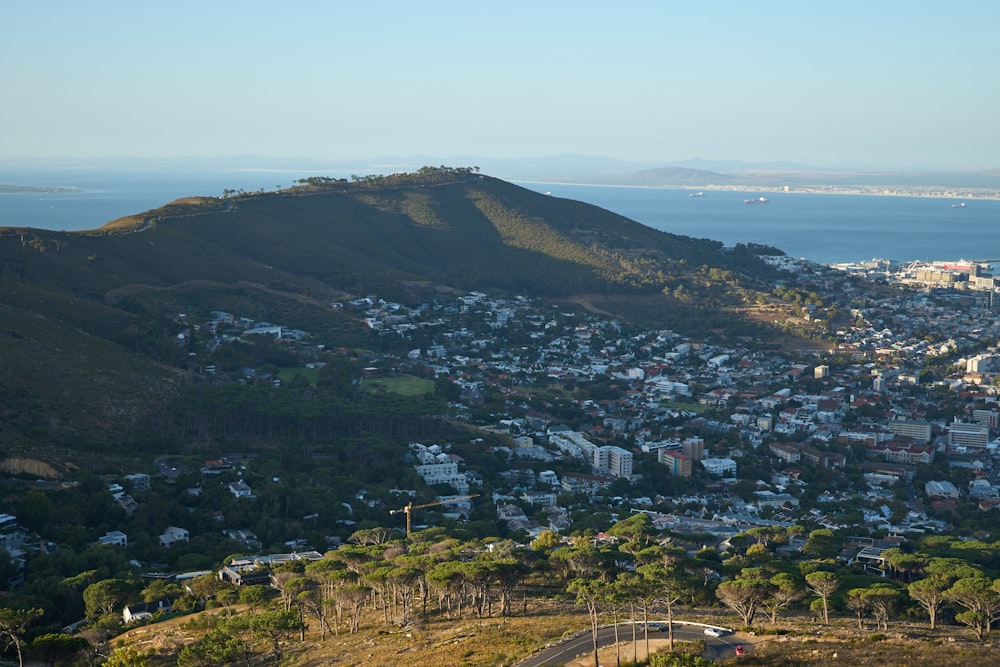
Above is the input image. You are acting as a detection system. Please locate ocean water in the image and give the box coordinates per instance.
[0,167,324,233]
[524,183,1000,266]
[1,167,996,266]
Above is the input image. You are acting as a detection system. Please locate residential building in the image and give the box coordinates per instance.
[659,450,692,478]
[538,470,559,486]
[681,437,705,460]
[798,444,846,469]
[521,491,558,507]
[972,409,998,430]
[228,480,253,498]
[769,442,801,464]
[549,431,599,461]
[869,443,935,465]
[414,462,469,493]
[753,490,800,508]
[925,480,960,499]
[159,526,190,548]
[99,531,128,548]
[124,473,151,493]
[561,472,614,497]
[594,445,633,478]
[885,419,933,444]
[123,599,171,624]
[948,420,990,449]
[701,457,737,476]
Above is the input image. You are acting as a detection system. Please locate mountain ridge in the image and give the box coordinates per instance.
[0,168,786,448]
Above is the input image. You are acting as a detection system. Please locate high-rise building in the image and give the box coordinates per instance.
[885,419,933,444]
[659,450,692,478]
[948,420,990,449]
[595,445,633,478]
[681,437,704,461]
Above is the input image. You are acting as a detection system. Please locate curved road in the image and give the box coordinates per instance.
[514,621,744,667]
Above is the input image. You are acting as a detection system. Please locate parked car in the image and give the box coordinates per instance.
[703,627,723,637]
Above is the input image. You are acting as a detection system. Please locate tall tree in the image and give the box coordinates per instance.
[83,579,132,619]
[907,576,951,629]
[802,529,839,559]
[763,573,805,625]
[608,513,657,554]
[0,608,42,667]
[568,578,607,667]
[946,576,1000,641]
[861,584,899,631]
[883,548,925,583]
[844,588,871,630]
[805,571,840,624]
[639,561,692,652]
[715,568,771,627]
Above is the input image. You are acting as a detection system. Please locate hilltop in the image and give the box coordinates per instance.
[0,167,792,449]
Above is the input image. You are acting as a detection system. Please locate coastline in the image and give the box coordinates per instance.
[0,184,82,194]
[675,184,1000,200]
[519,181,1000,201]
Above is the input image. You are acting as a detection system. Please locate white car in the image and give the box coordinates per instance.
[703,627,723,637]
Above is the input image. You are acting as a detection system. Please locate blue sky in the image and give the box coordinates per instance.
[3,1,998,170]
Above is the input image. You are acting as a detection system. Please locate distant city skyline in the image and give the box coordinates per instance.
[3,1,998,171]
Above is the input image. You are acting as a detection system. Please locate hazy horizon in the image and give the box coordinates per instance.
[1,153,996,175]
[4,2,999,171]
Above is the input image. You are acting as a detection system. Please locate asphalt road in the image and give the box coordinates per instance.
[514,621,743,667]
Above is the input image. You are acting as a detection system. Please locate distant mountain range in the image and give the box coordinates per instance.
[5,154,998,189]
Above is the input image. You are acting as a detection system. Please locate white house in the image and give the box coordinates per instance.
[123,473,151,493]
[538,470,559,486]
[228,480,253,498]
[160,526,190,548]
[99,531,128,548]
[123,599,171,624]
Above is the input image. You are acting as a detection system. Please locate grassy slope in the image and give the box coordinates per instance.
[115,603,1000,667]
[0,173,783,448]
[0,295,175,445]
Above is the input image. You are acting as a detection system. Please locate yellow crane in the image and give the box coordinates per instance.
[390,494,479,536]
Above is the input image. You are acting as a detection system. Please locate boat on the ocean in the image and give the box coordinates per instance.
[689,191,705,198]
[951,202,966,208]
[744,197,768,204]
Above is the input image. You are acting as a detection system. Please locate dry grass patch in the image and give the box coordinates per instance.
[112,604,590,667]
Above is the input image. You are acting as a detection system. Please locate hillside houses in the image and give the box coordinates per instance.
[158,274,1000,549]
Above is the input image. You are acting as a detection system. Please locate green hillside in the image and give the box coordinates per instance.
[0,167,784,450]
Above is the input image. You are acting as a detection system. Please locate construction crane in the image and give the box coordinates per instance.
[390,494,479,536]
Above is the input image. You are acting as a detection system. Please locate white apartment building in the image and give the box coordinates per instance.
[885,419,933,444]
[967,354,997,373]
[549,431,599,461]
[948,420,990,449]
[414,462,469,493]
[701,457,737,476]
[593,445,633,478]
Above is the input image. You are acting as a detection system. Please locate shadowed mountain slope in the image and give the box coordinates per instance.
[0,168,784,446]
